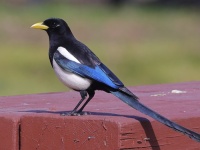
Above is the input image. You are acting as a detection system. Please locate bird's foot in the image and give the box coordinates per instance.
[60,111,89,116]
[69,111,89,116]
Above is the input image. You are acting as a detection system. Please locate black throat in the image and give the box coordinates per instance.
[47,30,75,67]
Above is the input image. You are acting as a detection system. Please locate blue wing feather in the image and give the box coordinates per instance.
[98,63,124,86]
[54,51,119,89]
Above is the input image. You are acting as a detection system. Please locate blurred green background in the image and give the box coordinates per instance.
[0,1,200,96]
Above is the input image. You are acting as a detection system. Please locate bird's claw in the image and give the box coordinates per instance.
[60,111,89,116]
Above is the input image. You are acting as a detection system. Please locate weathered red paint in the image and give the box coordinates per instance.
[0,114,20,150]
[0,82,199,149]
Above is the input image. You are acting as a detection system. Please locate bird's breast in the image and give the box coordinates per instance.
[53,59,92,91]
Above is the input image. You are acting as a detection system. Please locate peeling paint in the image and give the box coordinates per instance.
[171,90,186,94]
[150,93,166,97]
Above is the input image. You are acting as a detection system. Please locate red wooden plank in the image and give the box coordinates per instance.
[0,82,199,149]
[20,115,120,150]
[0,114,20,150]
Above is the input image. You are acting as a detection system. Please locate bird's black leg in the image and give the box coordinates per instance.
[71,91,87,113]
[76,90,95,114]
[62,91,87,116]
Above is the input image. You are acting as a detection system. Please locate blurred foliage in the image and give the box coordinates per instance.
[0,3,199,96]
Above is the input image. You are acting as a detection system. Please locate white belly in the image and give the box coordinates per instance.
[53,59,92,91]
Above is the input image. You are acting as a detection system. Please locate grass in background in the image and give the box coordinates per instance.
[0,3,199,96]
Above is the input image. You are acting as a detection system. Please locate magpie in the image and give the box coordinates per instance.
[31,18,200,142]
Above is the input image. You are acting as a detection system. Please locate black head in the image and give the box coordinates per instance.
[31,18,74,39]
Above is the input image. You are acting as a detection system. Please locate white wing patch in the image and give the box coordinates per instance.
[57,46,80,63]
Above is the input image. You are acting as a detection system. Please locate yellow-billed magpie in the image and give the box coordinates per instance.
[31,18,200,142]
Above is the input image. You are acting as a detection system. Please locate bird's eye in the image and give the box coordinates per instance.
[51,22,60,28]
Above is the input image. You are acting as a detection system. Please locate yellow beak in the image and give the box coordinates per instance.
[30,22,49,30]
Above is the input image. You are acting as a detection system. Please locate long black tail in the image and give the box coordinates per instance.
[111,90,200,142]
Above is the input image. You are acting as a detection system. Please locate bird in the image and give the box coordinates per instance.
[31,18,200,142]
